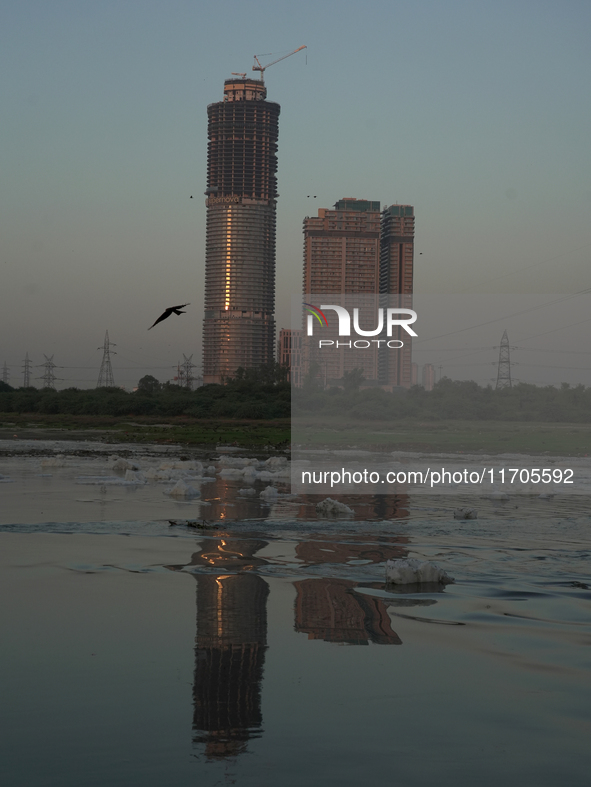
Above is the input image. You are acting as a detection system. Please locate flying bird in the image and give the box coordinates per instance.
[148,303,190,330]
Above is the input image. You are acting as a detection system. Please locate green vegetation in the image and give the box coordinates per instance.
[0,414,289,448]
[0,364,289,420]
[295,377,591,423]
[2,372,591,454]
[294,418,591,455]
[292,376,591,455]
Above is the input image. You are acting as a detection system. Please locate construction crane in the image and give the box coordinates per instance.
[252,46,306,81]
[231,72,247,78]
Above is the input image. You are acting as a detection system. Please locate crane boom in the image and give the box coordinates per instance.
[252,46,306,80]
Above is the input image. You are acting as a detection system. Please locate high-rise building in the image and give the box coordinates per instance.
[379,205,415,295]
[203,77,280,384]
[379,204,415,388]
[303,198,381,294]
[278,328,302,385]
[302,198,381,384]
[300,198,415,388]
[422,363,435,391]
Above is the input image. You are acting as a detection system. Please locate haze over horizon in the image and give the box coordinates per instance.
[2,0,590,389]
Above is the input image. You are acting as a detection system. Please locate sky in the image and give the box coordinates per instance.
[1,0,590,389]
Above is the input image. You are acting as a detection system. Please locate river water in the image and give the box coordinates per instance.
[1,440,590,786]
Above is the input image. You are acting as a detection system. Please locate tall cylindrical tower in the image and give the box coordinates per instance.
[203,78,280,384]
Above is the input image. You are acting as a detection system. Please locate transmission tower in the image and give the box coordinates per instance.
[22,352,33,387]
[177,354,196,390]
[97,331,116,388]
[495,330,512,389]
[2,362,9,385]
[38,355,59,390]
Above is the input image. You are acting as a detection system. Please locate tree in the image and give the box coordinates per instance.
[342,368,365,392]
[136,375,161,395]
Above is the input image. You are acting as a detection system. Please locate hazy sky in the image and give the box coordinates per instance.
[2,0,590,389]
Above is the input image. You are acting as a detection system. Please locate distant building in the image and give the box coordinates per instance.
[411,362,419,385]
[379,205,415,387]
[422,363,435,391]
[303,198,381,385]
[299,198,415,389]
[303,198,381,294]
[202,77,280,384]
[278,328,302,386]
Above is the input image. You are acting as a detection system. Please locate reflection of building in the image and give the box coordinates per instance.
[294,578,401,645]
[297,495,411,520]
[422,363,435,391]
[176,538,270,760]
[278,328,302,385]
[203,77,280,383]
[295,538,407,566]
[193,573,269,759]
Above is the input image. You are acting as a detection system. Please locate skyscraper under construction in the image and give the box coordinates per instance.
[202,77,280,384]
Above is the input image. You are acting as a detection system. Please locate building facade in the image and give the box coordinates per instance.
[278,328,302,386]
[302,198,381,384]
[422,363,435,391]
[203,78,280,384]
[303,198,381,294]
[299,199,415,389]
[379,204,415,388]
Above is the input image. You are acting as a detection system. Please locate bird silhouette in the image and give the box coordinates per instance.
[148,303,190,330]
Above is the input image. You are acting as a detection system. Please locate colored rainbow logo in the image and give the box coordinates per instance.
[303,303,328,327]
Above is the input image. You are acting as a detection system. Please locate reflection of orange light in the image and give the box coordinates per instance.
[220,512,225,519]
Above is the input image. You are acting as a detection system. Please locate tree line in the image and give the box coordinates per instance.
[0,364,289,419]
[2,369,591,422]
[294,375,591,423]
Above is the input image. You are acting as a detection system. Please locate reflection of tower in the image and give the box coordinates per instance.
[294,578,401,645]
[190,539,269,760]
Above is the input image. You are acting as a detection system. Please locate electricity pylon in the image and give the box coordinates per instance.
[495,330,512,389]
[2,362,9,385]
[97,331,116,388]
[176,354,196,390]
[38,355,59,390]
[22,353,33,387]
